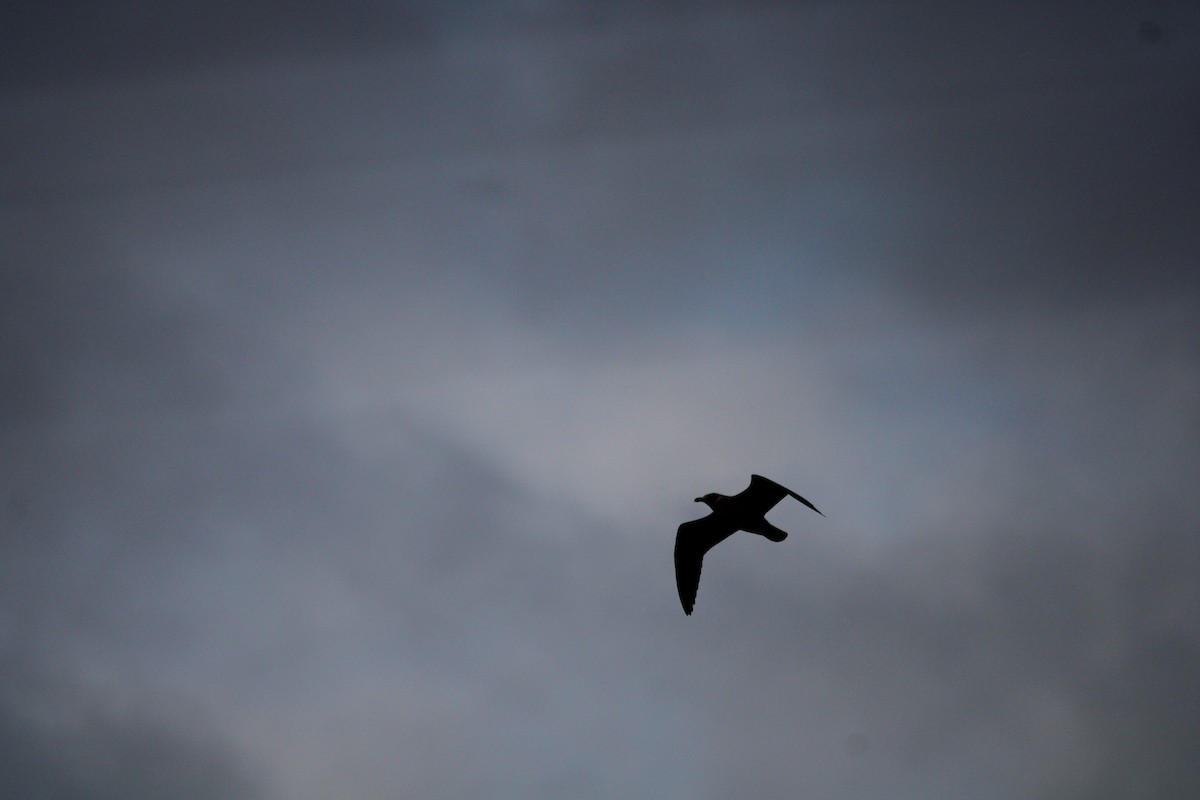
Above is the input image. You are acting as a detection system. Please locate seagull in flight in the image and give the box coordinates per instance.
[674,474,823,615]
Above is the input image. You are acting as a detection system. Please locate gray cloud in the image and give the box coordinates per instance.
[0,662,261,800]
[2,1,1198,798]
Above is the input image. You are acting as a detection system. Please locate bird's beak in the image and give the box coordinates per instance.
[693,497,703,503]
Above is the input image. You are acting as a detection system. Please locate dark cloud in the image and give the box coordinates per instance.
[0,667,261,800]
[0,1,433,90]
[2,1,1198,798]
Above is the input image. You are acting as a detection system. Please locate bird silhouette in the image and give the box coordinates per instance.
[674,474,823,615]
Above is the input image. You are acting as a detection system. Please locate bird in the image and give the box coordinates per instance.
[674,474,823,615]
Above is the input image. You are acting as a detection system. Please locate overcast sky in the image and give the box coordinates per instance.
[2,2,1198,798]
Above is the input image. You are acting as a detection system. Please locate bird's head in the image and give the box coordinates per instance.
[694,493,724,510]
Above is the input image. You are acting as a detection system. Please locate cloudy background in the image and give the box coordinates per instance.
[3,1,1198,797]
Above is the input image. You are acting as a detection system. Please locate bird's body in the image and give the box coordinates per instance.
[674,474,822,615]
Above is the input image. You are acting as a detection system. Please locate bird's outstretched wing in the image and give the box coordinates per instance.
[674,516,735,615]
[737,474,824,517]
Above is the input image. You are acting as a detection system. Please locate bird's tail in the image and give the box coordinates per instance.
[744,521,788,542]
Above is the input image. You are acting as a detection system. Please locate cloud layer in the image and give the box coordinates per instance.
[3,2,1198,797]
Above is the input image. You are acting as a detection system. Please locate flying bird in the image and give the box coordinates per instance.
[674,474,823,615]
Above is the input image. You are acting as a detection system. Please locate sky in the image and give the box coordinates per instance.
[2,1,1199,798]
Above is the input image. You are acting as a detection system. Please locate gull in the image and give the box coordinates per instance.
[675,474,823,615]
